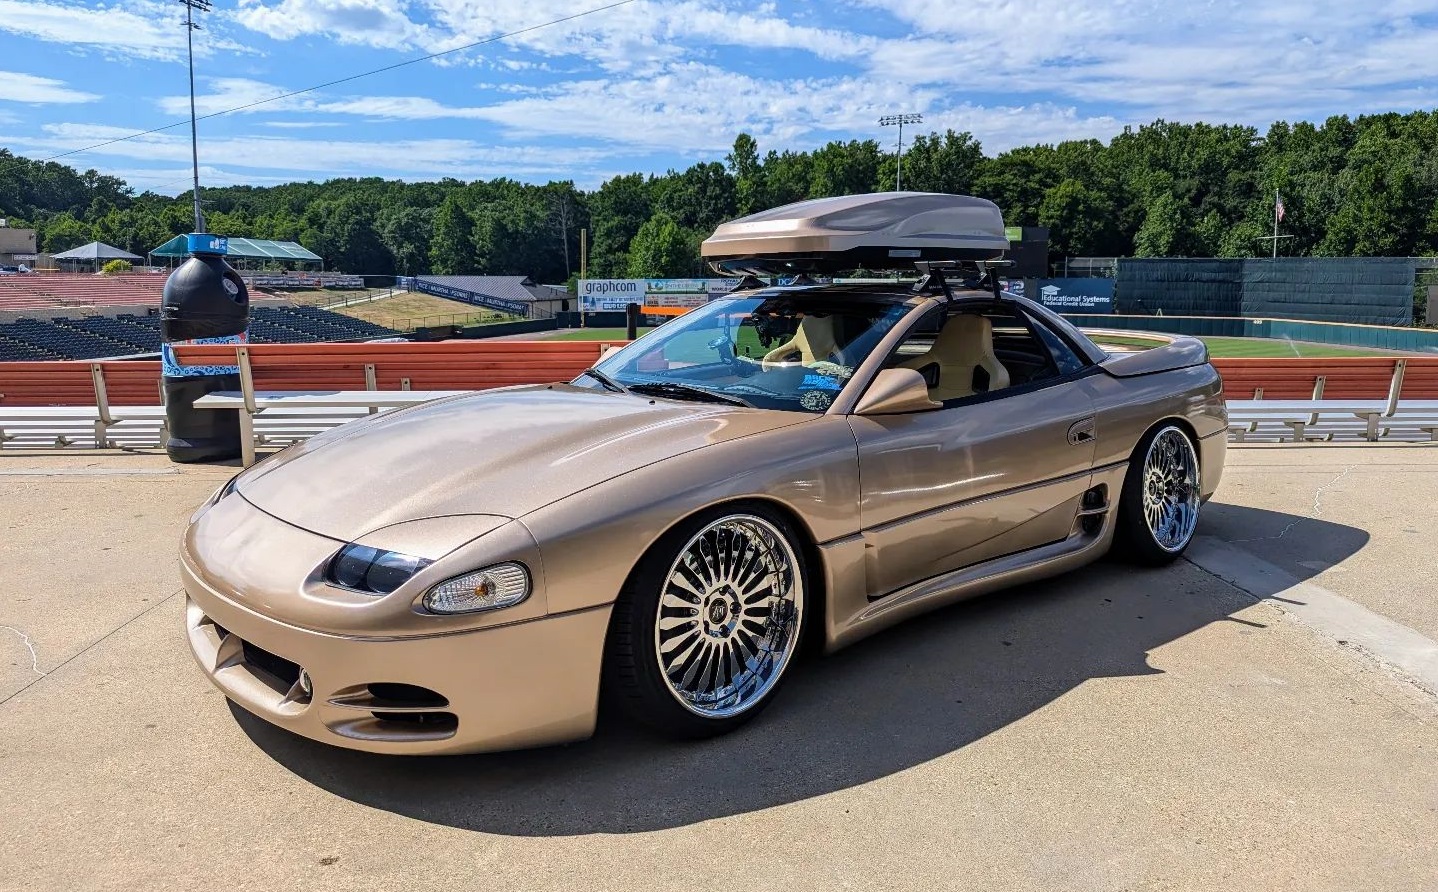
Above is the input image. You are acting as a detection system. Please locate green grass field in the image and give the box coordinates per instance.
[328,292,519,331]
[546,327,654,341]
[1089,333,1385,358]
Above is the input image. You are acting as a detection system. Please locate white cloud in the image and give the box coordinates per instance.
[0,70,100,104]
[3,122,625,185]
[155,64,1122,157]
[259,120,347,128]
[857,0,1438,123]
[10,0,1438,187]
[0,0,249,60]
[232,0,433,50]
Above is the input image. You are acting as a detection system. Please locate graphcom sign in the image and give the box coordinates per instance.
[578,279,742,312]
[1033,278,1115,313]
[578,279,646,311]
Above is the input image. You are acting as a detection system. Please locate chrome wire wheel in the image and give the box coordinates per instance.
[653,514,803,719]
[1141,426,1201,552]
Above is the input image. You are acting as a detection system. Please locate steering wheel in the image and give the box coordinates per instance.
[707,335,756,376]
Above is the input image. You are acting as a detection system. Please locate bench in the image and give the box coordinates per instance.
[1225,398,1438,442]
[0,362,168,449]
[1213,357,1438,401]
[0,406,168,448]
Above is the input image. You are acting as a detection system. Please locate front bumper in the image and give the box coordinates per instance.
[1199,427,1226,500]
[181,554,611,755]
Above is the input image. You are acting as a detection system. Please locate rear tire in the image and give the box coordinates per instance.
[603,504,807,739]
[1113,424,1202,565]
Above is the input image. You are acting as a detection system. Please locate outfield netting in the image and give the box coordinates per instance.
[1116,258,1414,325]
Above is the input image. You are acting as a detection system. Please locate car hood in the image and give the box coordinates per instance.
[236,384,813,541]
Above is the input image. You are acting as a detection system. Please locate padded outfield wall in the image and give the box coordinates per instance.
[1115,258,1414,325]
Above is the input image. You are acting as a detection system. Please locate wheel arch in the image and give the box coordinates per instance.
[604,494,829,657]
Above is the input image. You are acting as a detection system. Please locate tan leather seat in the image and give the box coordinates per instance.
[763,315,842,366]
[898,314,1010,401]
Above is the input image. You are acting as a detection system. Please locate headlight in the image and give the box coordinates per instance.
[326,544,431,595]
[423,563,530,614]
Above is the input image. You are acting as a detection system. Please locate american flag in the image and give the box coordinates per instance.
[1276,193,1286,222]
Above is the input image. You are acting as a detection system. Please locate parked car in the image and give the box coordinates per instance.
[181,193,1227,754]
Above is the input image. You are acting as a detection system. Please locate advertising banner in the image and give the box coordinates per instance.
[243,274,365,289]
[1034,278,1115,313]
[578,279,646,312]
[414,279,531,316]
[578,278,743,312]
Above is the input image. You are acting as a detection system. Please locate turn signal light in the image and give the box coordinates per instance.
[423,563,530,614]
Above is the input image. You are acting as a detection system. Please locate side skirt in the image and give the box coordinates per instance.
[820,462,1128,652]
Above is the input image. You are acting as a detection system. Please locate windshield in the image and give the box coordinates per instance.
[580,293,914,413]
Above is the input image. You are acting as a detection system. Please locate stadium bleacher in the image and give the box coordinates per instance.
[0,274,168,310]
[0,308,402,361]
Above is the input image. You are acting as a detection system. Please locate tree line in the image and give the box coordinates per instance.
[2,110,1436,281]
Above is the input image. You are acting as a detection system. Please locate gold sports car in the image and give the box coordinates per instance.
[182,193,1227,754]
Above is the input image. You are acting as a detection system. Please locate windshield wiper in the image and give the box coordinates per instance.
[628,382,753,408]
[579,367,627,393]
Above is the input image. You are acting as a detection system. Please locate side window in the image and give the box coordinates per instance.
[886,307,944,364]
[1024,313,1089,376]
[886,306,1062,403]
[988,309,1060,388]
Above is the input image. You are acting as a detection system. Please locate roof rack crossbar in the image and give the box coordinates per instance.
[914,259,1015,302]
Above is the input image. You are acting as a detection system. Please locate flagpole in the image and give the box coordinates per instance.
[1271,188,1278,259]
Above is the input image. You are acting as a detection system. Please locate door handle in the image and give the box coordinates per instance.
[1067,417,1096,445]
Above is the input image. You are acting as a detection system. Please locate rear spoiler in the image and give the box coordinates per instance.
[1093,332,1209,377]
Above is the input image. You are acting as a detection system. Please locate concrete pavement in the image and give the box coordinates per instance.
[1,447,1435,892]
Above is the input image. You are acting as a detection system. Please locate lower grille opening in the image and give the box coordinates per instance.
[241,640,301,690]
[371,711,458,732]
[1081,484,1108,511]
[367,683,448,708]
[1079,484,1109,535]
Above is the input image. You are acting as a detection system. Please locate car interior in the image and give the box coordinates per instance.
[886,305,1070,403]
[761,314,843,366]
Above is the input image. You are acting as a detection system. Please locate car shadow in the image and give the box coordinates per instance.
[233,503,1368,836]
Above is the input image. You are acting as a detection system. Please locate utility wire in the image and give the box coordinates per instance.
[39,0,638,164]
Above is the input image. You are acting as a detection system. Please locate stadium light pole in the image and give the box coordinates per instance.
[879,113,923,191]
[180,0,213,233]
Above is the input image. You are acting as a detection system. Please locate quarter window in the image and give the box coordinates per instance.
[1024,314,1089,376]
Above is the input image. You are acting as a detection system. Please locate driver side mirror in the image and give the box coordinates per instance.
[853,368,943,415]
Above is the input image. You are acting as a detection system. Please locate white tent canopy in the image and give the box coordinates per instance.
[50,241,143,262]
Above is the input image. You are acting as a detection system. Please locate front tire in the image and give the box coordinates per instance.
[604,505,807,739]
[1113,424,1202,565]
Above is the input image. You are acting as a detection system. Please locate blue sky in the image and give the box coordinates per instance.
[2,0,1437,194]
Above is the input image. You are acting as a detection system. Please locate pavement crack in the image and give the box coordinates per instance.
[0,625,46,676]
[0,589,183,708]
[1233,463,1356,542]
